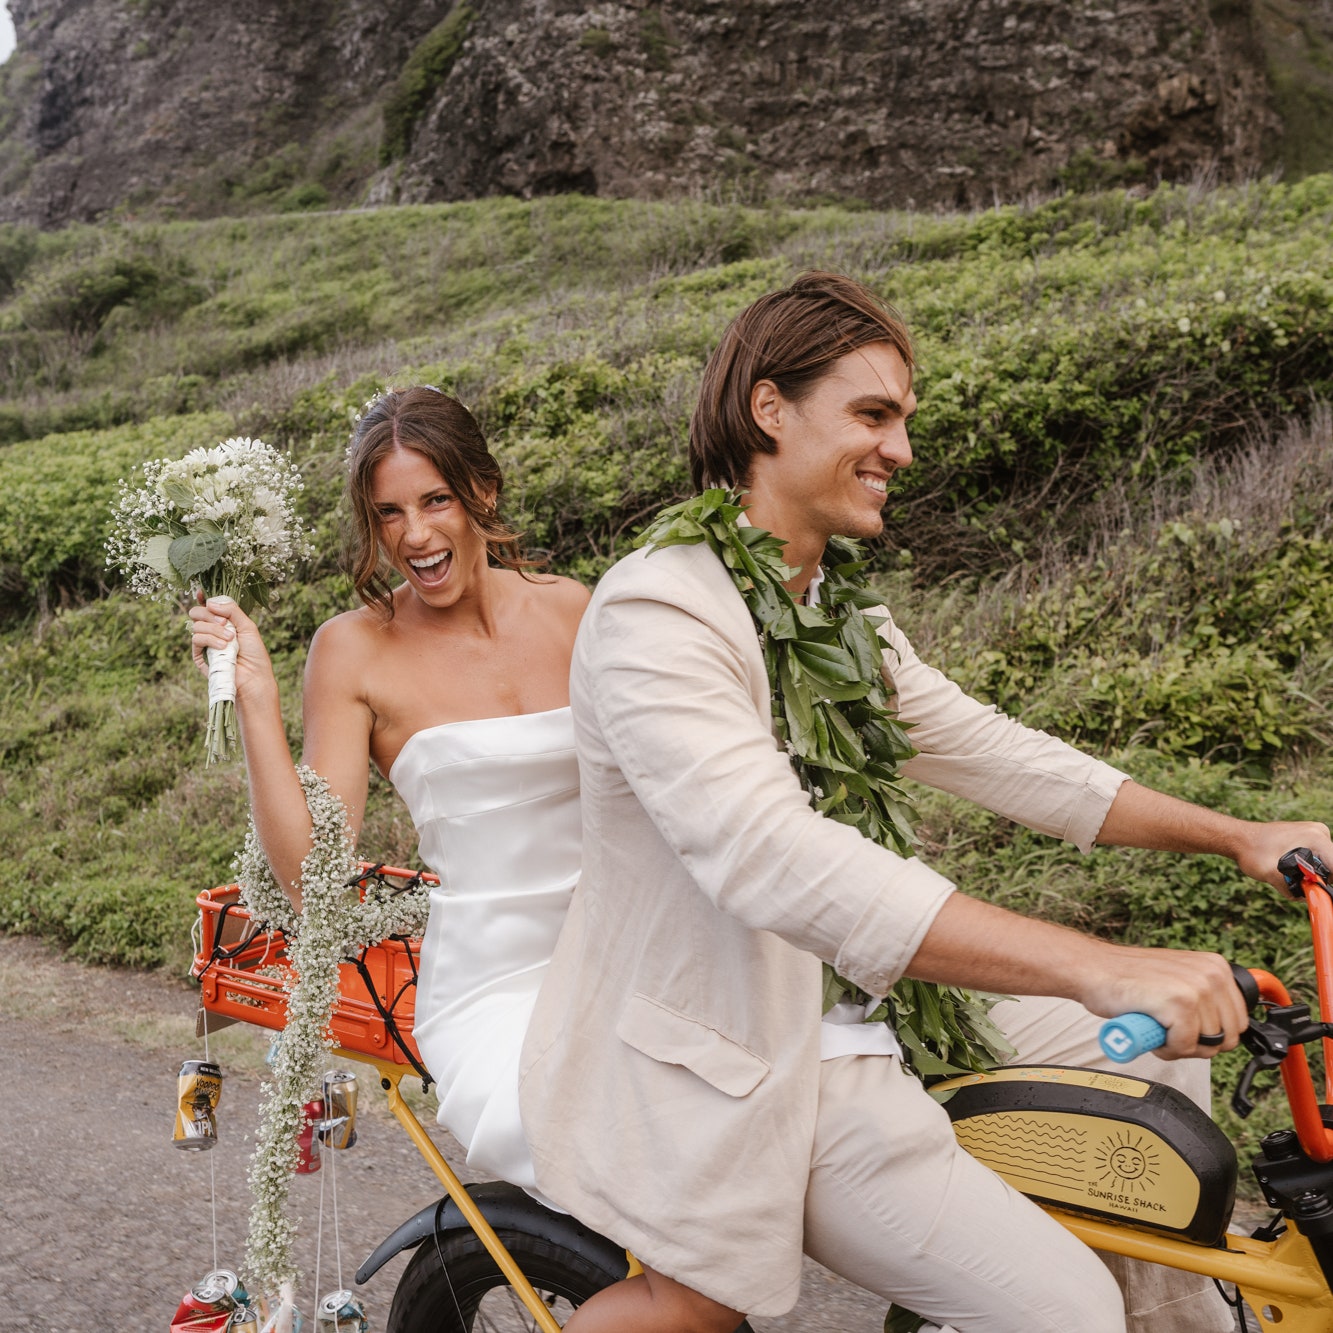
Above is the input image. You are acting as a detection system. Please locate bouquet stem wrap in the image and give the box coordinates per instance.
[206,632,240,765]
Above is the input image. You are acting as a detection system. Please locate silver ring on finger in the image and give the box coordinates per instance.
[1197,1031,1226,1046]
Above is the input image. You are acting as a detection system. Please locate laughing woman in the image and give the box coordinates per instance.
[189,386,589,1196]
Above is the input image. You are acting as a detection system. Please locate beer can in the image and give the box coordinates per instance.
[174,1060,224,1150]
[193,1269,247,1310]
[170,1300,232,1333]
[295,1099,323,1174]
[315,1291,368,1332]
[227,1308,260,1330]
[170,1268,247,1330]
[319,1070,358,1150]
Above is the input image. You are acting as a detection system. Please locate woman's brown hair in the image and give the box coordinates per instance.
[345,386,537,617]
[689,271,915,491]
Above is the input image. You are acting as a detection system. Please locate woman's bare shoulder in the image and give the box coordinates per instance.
[544,572,593,608]
[520,572,592,628]
[308,605,388,666]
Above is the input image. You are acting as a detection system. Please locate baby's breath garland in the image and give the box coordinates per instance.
[235,766,430,1293]
[641,490,1012,1078]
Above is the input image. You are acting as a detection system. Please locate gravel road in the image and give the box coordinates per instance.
[0,933,885,1332]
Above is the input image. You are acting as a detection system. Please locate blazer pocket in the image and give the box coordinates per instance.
[615,992,770,1098]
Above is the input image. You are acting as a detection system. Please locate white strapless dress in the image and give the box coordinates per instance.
[390,707,579,1196]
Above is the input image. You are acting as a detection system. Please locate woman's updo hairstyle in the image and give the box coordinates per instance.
[345,386,536,617]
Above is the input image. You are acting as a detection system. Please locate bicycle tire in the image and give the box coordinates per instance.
[386,1225,623,1333]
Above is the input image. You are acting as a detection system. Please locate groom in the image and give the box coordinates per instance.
[520,271,1333,1332]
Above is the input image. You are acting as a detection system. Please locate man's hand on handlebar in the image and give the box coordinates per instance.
[1079,944,1250,1061]
[1234,820,1333,899]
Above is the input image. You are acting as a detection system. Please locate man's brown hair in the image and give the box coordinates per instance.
[689,270,914,491]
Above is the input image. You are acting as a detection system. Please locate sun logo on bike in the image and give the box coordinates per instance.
[1094,1131,1161,1193]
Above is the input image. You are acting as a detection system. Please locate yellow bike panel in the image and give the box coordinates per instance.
[954,1109,1200,1229]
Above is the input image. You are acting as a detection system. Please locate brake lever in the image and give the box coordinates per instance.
[1279,847,1333,899]
[1232,1003,1333,1117]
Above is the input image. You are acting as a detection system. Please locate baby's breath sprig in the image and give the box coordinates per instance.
[640,490,1014,1079]
[236,767,430,1295]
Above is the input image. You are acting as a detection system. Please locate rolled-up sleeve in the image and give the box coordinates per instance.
[582,583,956,999]
[880,612,1129,853]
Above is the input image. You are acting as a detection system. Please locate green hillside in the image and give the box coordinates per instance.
[2,180,1331,1077]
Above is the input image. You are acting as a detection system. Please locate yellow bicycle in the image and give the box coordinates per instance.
[193,849,1333,1332]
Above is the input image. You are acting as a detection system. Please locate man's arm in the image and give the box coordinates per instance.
[905,893,1250,1059]
[1095,779,1333,893]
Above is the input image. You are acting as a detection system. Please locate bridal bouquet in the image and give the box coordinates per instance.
[106,436,313,763]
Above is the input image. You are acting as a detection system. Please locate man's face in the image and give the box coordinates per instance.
[746,341,916,554]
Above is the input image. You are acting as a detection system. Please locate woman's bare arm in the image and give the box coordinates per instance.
[189,598,373,905]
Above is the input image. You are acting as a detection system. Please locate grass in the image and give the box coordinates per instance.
[2,181,1332,1166]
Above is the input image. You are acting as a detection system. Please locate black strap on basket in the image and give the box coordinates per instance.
[349,944,433,1088]
[197,900,284,980]
[345,864,433,1088]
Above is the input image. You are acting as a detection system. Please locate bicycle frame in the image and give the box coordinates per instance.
[343,1052,570,1333]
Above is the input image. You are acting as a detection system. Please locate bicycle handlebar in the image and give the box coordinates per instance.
[1098,963,1261,1063]
[1097,851,1333,1065]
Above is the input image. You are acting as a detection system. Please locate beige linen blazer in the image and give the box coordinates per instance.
[518,541,1127,1317]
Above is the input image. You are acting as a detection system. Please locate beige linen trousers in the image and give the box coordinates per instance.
[519,540,1230,1331]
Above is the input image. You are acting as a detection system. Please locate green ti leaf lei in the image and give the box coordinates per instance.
[640,489,1014,1079]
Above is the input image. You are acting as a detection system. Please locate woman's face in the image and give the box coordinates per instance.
[369,447,491,608]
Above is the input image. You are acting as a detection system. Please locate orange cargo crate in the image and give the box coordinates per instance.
[192,865,434,1071]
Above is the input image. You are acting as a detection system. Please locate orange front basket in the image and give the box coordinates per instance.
[192,872,429,1069]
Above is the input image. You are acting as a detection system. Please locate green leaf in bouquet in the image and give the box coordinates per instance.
[169,528,228,578]
[159,475,197,509]
[139,534,179,582]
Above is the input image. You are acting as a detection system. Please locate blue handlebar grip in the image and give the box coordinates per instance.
[1099,1013,1167,1063]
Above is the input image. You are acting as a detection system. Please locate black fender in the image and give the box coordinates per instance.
[354,1181,631,1285]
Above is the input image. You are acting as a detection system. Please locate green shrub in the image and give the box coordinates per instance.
[11,244,204,341]
[380,5,476,164]
[926,513,1333,764]
[0,223,40,301]
[485,352,696,578]
[579,27,614,58]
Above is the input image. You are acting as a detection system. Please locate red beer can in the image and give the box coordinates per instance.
[169,1268,246,1331]
[295,1098,323,1173]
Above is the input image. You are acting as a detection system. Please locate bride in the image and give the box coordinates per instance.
[189,386,588,1196]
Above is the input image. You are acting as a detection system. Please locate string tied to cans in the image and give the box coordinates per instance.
[171,1056,369,1332]
[173,768,428,1325]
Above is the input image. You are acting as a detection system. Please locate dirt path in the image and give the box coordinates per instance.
[0,934,884,1331]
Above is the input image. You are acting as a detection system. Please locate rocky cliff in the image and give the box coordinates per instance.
[0,0,1312,229]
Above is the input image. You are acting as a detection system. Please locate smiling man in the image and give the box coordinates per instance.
[521,271,1333,1333]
